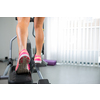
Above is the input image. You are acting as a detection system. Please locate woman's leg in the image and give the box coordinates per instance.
[34,17,45,63]
[16,17,30,53]
[15,17,30,73]
[34,17,45,56]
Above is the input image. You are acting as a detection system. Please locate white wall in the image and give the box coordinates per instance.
[0,17,35,59]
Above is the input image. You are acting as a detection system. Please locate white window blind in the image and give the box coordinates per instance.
[44,17,100,67]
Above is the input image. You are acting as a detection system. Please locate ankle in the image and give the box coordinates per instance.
[19,48,27,54]
[36,53,41,57]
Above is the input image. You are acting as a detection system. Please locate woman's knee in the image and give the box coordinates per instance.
[17,17,30,27]
[34,23,42,30]
[34,17,45,30]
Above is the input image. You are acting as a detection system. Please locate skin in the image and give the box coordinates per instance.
[16,17,45,56]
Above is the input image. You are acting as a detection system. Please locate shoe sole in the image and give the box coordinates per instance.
[16,54,30,74]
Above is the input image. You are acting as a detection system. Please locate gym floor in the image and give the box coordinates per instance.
[0,61,100,84]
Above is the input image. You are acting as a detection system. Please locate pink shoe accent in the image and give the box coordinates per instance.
[19,49,30,57]
[27,64,30,70]
[34,55,42,63]
[34,58,41,60]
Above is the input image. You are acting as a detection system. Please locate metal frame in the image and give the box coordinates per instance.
[0,36,17,79]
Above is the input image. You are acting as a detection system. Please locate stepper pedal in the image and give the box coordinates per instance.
[8,66,33,84]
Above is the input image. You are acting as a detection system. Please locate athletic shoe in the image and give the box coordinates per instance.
[15,49,30,74]
[34,55,42,63]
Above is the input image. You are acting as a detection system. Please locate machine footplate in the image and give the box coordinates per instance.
[8,66,33,84]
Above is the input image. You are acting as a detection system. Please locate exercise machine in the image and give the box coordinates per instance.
[0,17,50,84]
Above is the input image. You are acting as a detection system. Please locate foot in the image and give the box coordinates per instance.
[34,54,42,63]
[15,49,30,74]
